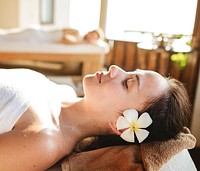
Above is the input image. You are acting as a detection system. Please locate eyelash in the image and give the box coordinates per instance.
[124,79,129,89]
[123,74,139,89]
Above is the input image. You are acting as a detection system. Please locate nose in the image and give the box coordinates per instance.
[109,65,125,78]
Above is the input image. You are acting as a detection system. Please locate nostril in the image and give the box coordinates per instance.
[109,66,118,78]
[109,65,116,72]
[110,65,126,79]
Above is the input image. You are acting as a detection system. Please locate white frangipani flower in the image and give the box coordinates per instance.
[116,109,153,143]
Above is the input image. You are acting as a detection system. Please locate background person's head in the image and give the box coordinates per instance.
[83,28,105,42]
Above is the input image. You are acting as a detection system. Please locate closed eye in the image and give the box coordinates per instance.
[123,74,140,89]
[124,79,128,89]
[123,78,132,89]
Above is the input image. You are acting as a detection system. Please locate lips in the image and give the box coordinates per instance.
[96,72,103,83]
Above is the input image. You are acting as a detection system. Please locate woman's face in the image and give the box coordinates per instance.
[83,65,169,113]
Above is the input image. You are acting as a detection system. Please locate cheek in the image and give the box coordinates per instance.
[100,84,129,108]
[84,79,123,105]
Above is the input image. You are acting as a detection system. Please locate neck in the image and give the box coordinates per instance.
[59,98,113,147]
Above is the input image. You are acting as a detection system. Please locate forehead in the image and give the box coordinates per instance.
[133,69,164,81]
[132,69,169,98]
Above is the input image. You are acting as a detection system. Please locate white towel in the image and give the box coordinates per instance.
[0,68,63,133]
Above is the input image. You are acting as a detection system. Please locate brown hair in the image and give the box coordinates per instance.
[142,77,191,142]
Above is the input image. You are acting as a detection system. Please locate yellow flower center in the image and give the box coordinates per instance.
[130,122,138,131]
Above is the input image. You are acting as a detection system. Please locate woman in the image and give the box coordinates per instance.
[0,65,190,170]
[62,28,105,44]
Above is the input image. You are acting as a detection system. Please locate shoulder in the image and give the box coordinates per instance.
[14,105,65,153]
[0,117,67,170]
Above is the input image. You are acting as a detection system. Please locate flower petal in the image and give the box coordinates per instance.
[136,112,153,128]
[123,109,138,123]
[116,116,130,130]
[120,128,135,143]
[135,129,149,143]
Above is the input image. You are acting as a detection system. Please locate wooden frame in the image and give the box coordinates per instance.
[0,52,105,78]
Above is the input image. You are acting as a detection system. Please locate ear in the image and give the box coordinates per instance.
[109,122,121,135]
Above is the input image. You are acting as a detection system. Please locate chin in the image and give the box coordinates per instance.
[83,73,98,86]
[82,75,95,97]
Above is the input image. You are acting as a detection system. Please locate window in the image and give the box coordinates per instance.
[40,0,54,24]
[105,0,198,40]
[69,0,101,35]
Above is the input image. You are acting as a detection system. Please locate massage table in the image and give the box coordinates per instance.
[160,149,197,171]
[0,28,109,78]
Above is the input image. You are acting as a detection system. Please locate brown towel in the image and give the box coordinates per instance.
[62,145,144,171]
[141,127,196,171]
[61,128,196,171]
